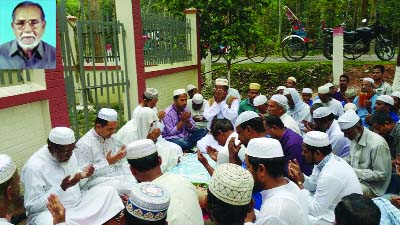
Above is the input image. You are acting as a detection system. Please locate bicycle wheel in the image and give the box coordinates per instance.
[322,43,333,60]
[246,44,268,63]
[281,36,307,61]
[375,39,395,61]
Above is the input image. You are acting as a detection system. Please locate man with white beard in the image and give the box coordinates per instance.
[0,1,56,69]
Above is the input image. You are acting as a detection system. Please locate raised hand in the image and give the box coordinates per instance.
[106,145,127,165]
[80,164,95,179]
[206,146,218,162]
[288,159,304,184]
[197,150,208,165]
[228,137,241,157]
[60,173,81,191]
[47,194,66,225]
[180,111,191,122]
[158,111,166,120]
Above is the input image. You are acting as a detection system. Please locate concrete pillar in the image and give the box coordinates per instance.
[332,26,344,86]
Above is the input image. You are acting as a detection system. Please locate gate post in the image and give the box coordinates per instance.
[332,26,344,86]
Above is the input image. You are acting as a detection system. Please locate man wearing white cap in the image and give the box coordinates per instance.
[239,83,261,115]
[338,110,392,197]
[126,139,203,225]
[302,88,313,106]
[276,86,285,94]
[187,93,208,129]
[207,163,254,225]
[284,88,312,133]
[286,76,297,88]
[21,127,124,225]
[372,65,392,95]
[353,78,378,126]
[162,89,207,152]
[75,108,137,194]
[391,91,400,117]
[312,107,350,158]
[253,95,268,119]
[186,84,198,99]
[125,182,170,225]
[245,138,309,225]
[288,131,362,225]
[267,94,301,135]
[372,95,399,123]
[314,85,344,118]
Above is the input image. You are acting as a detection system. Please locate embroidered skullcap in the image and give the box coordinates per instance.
[126,139,157,160]
[313,107,332,119]
[318,85,330,94]
[363,77,375,85]
[98,108,118,121]
[0,154,17,184]
[249,83,261,90]
[338,109,360,130]
[303,131,331,147]
[253,95,268,107]
[234,111,259,128]
[344,103,357,112]
[48,127,76,145]
[186,84,196,92]
[287,76,297,83]
[270,94,288,107]
[192,93,204,104]
[126,182,170,221]
[325,83,334,88]
[208,163,254,206]
[302,88,312,94]
[215,78,229,86]
[173,89,186,97]
[144,88,158,99]
[391,91,400,99]
[377,95,394,106]
[276,86,286,91]
[246,137,284,159]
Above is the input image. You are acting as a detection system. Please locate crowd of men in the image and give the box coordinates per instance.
[1,64,400,225]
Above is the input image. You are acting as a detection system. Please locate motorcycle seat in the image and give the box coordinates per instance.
[344,31,357,37]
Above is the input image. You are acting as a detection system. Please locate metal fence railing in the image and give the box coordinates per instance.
[142,12,192,66]
[0,70,31,87]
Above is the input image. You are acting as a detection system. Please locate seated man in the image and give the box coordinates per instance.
[75,108,137,194]
[126,139,203,225]
[21,127,124,225]
[284,88,312,133]
[253,95,268,119]
[353,78,378,126]
[207,163,254,225]
[186,84,197,99]
[187,93,208,129]
[288,131,362,225]
[371,95,399,123]
[239,83,261,114]
[314,85,344,118]
[335,193,381,225]
[267,94,301,135]
[302,88,313,106]
[162,89,207,152]
[338,110,392,197]
[125,182,170,225]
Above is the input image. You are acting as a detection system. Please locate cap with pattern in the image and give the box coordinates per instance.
[246,137,284,159]
[192,93,204,104]
[98,108,118,121]
[208,163,254,206]
[127,139,158,160]
[144,88,158,99]
[303,131,331,147]
[49,127,76,145]
[249,83,261,90]
[126,182,170,221]
[215,78,229,86]
[0,154,16,184]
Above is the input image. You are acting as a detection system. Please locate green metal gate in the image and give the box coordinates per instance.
[58,0,131,138]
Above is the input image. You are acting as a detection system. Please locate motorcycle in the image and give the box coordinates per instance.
[323,19,395,61]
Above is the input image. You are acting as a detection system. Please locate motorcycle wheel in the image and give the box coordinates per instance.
[246,44,268,63]
[375,39,395,61]
[322,43,333,60]
[281,36,307,62]
[343,41,363,60]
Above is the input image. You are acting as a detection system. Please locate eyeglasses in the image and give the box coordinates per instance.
[13,19,42,30]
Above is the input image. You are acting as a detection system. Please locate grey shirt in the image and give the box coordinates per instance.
[0,40,56,69]
[388,123,400,159]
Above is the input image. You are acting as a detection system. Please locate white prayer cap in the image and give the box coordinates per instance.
[144,88,158,99]
[363,77,375,85]
[276,86,286,91]
[235,111,259,128]
[287,76,297,83]
[377,95,394,106]
[173,88,186,97]
[192,93,204,104]
[325,83,334,88]
[338,109,360,130]
[302,88,312,94]
[344,103,357,112]
[98,108,118,121]
[186,84,196,92]
[249,83,261,90]
[253,95,268,107]
[0,154,17,184]
[270,94,288,106]
[126,139,157,160]
[391,91,400,99]
[126,182,170,221]
[215,78,229,86]
[209,163,254,206]
[318,85,330,94]
[303,131,330,147]
[48,127,76,145]
[313,107,332,119]
[246,137,284,158]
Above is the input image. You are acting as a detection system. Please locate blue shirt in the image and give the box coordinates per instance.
[353,94,378,127]
[0,40,56,69]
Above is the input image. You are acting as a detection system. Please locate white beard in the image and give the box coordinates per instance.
[16,37,41,50]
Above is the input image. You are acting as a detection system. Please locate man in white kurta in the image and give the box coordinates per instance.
[126,139,204,225]
[21,127,124,225]
[268,94,301,135]
[187,93,208,129]
[314,85,344,118]
[75,108,137,195]
[285,88,312,132]
[288,131,362,225]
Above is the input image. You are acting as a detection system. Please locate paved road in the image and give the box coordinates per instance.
[203,53,398,64]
